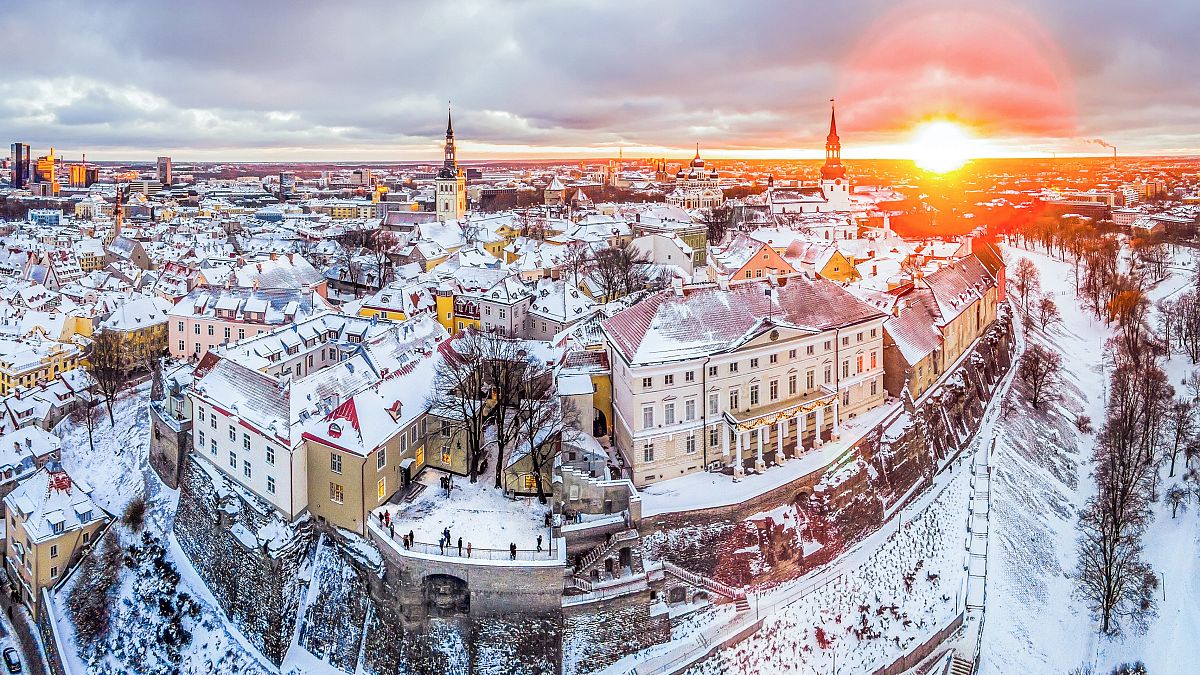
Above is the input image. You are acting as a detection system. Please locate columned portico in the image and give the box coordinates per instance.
[721,389,839,480]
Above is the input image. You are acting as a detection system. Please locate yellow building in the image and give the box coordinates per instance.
[4,465,109,617]
[0,339,83,396]
[98,296,173,373]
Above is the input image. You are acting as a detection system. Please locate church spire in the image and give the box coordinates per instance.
[821,98,846,181]
[694,142,700,160]
[441,102,457,175]
[446,101,455,139]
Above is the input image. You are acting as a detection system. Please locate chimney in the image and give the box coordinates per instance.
[671,277,684,297]
[270,251,278,261]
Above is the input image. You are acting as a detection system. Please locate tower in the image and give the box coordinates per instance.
[157,156,173,185]
[9,143,29,188]
[819,99,850,209]
[435,104,467,222]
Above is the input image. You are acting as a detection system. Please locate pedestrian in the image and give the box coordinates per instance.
[467,542,472,558]
[409,530,414,547]
[385,511,391,527]
[439,539,445,555]
[510,542,517,560]
[388,523,395,540]
[457,537,463,556]
[536,534,543,553]
[444,527,451,545]
[379,511,385,525]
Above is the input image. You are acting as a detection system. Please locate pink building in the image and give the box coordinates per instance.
[168,286,332,360]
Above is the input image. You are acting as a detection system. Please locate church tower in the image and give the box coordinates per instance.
[436,104,467,222]
[819,99,850,208]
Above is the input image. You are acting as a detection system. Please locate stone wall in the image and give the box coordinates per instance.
[148,401,189,489]
[172,456,312,664]
[562,593,671,675]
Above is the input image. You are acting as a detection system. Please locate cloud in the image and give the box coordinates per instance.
[0,0,1196,159]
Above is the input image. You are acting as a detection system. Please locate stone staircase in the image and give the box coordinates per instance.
[660,560,747,604]
[578,528,639,573]
[950,655,974,675]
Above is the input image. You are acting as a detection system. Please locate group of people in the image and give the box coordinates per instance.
[437,527,472,557]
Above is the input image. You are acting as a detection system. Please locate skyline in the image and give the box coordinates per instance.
[5,0,1199,162]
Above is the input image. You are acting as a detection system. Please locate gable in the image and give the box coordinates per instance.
[732,243,796,280]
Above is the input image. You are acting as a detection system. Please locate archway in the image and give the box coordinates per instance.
[423,573,470,617]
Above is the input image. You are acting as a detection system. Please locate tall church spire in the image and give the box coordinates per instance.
[821,98,846,181]
[446,101,455,139]
[440,102,457,176]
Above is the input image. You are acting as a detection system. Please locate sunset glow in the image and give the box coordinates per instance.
[909,120,975,173]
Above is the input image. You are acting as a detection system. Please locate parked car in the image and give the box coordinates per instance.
[2,647,20,673]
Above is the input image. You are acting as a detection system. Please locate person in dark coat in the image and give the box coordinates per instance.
[457,537,463,556]
[510,542,517,560]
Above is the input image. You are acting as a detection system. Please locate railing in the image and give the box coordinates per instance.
[376,526,557,561]
[661,561,744,600]
[579,529,639,570]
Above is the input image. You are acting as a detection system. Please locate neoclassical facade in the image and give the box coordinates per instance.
[603,277,887,486]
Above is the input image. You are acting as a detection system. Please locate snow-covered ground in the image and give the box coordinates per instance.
[981,243,1200,675]
[683,455,973,675]
[376,470,553,553]
[53,386,277,675]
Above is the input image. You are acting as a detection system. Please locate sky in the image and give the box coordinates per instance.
[4,0,1199,162]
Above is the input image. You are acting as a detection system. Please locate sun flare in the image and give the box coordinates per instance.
[909,120,974,173]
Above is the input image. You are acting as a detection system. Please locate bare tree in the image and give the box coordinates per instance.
[591,242,652,302]
[1018,343,1062,410]
[1012,257,1041,313]
[1076,498,1158,635]
[1035,295,1061,331]
[515,376,580,504]
[79,398,102,454]
[698,203,734,245]
[1164,399,1195,477]
[89,330,127,424]
[427,332,490,482]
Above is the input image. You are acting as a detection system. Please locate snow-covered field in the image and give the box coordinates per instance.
[981,243,1200,675]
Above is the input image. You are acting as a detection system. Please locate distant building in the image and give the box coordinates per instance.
[67,163,98,188]
[665,145,723,210]
[157,155,173,185]
[9,143,29,189]
[436,107,467,222]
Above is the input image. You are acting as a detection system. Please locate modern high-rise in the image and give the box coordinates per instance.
[157,156,173,185]
[9,143,29,188]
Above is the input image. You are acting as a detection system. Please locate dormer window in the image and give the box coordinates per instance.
[328,421,343,438]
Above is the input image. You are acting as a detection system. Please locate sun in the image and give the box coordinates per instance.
[909,120,974,173]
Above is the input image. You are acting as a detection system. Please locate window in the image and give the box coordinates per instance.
[229,426,236,442]
[238,328,245,340]
[198,430,206,447]
[685,399,696,421]
[331,453,343,474]
[807,345,815,356]
[642,406,654,429]
[243,460,252,479]
[824,365,832,384]
[842,336,849,346]
[789,349,797,359]
[377,447,386,470]
[709,392,720,416]
[642,443,654,463]
[229,451,237,469]
[50,566,58,579]
[729,362,739,373]
[225,327,231,339]
[871,351,878,369]
[377,477,387,500]
[664,374,674,385]
[749,385,759,406]
[790,374,798,395]
[824,340,831,351]
[440,421,450,437]
[267,476,276,494]
[709,426,720,447]
[199,409,206,422]
[769,354,778,364]
[750,358,759,368]
[208,325,215,336]
[83,532,90,544]
[686,435,696,453]
[685,371,695,383]
[177,321,184,332]
[664,403,675,425]
[708,365,718,377]
[50,544,58,559]
[243,434,251,451]
[807,370,815,390]
[266,446,275,465]
[194,324,200,334]
[642,377,653,389]
[856,332,863,342]
[211,439,217,455]
[329,482,344,504]
[178,340,184,351]
[871,378,878,396]
[870,328,878,338]
[770,380,778,400]
[857,354,864,373]
[729,389,739,410]
[843,360,850,378]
